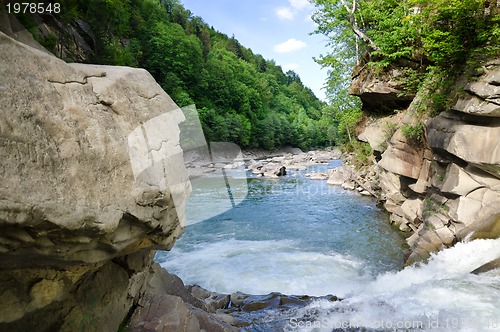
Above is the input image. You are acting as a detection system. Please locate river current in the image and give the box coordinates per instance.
[156,160,500,331]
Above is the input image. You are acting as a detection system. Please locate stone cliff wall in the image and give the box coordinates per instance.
[353,62,500,263]
[0,19,224,331]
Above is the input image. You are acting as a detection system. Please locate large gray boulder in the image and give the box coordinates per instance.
[0,32,190,268]
[0,30,191,330]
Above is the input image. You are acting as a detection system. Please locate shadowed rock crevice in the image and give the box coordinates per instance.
[350,62,415,114]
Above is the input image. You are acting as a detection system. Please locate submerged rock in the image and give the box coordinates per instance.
[471,257,500,275]
[276,165,287,176]
[222,292,340,330]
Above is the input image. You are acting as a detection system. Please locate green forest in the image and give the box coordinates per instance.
[13,0,499,152]
[16,0,345,151]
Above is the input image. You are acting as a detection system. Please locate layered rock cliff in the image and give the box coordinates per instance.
[353,61,500,263]
[0,17,232,331]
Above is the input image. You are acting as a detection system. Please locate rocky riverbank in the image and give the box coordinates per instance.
[348,58,500,264]
[129,267,340,331]
[245,148,379,198]
[245,149,341,178]
[184,147,342,179]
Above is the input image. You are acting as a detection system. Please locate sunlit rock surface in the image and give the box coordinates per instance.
[0,32,190,267]
[0,24,206,330]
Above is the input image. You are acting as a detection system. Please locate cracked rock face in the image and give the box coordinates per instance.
[356,57,500,264]
[0,31,190,267]
[452,60,500,117]
[427,111,500,178]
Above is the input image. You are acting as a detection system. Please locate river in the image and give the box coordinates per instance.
[156,160,500,331]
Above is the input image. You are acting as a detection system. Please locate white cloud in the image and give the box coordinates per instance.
[282,63,300,72]
[274,38,307,53]
[275,0,312,21]
[289,0,311,10]
[275,7,294,20]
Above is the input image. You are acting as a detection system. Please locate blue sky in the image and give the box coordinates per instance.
[180,0,330,101]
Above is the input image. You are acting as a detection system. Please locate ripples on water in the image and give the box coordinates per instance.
[156,161,500,331]
[158,161,405,295]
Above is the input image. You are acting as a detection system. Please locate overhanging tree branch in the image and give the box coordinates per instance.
[339,0,380,51]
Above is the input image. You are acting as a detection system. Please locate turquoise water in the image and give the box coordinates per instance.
[156,160,500,331]
[157,160,406,296]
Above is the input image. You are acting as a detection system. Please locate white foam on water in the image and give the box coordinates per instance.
[160,239,374,297]
[286,238,500,331]
[158,165,498,331]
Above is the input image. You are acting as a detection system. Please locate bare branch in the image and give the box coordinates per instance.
[339,0,351,13]
[339,0,380,51]
[350,18,379,50]
[340,0,351,13]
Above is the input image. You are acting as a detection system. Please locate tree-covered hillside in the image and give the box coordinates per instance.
[13,0,341,150]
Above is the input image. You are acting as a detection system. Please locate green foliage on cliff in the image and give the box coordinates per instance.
[311,0,500,114]
[401,123,424,145]
[312,0,499,69]
[20,0,332,150]
[312,35,362,145]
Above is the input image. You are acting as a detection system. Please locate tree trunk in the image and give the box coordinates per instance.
[339,0,380,51]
